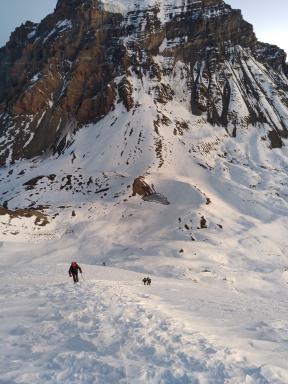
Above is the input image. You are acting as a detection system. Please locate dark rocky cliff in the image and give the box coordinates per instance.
[0,0,287,165]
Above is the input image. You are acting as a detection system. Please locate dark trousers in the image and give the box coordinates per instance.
[72,272,79,283]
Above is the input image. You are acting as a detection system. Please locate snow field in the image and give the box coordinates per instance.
[1,264,288,383]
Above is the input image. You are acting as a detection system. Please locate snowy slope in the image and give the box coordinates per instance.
[1,61,288,382]
[1,261,288,383]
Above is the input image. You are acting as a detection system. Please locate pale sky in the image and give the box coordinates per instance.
[0,0,287,55]
[226,0,288,54]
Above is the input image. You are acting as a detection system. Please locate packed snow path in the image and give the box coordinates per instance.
[1,266,288,383]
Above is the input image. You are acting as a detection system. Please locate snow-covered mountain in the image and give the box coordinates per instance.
[0,0,288,163]
[1,0,288,382]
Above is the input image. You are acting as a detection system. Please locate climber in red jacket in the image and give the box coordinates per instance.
[69,261,82,283]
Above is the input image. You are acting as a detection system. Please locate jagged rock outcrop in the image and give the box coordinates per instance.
[118,77,134,111]
[0,0,287,165]
[203,0,223,4]
[0,206,49,226]
[132,176,155,197]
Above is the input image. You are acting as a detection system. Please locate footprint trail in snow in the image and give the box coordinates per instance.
[1,267,287,384]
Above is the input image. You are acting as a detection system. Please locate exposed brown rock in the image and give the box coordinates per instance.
[174,120,189,136]
[200,216,208,229]
[132,176,155,197]
[0,206,49,226]
[118,77,134,112]
[77,84,116,123]
[144,57,162,81]
[268,130,283,149]
[0,1,123,163]
[154,83,174,104]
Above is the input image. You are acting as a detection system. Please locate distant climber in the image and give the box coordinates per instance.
[142,277,152,286]
[69,261,82,283]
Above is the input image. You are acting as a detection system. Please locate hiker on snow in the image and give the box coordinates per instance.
[69,261,82,283]
[142,277,152,286]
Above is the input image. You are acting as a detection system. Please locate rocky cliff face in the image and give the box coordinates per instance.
[0,0,287,165]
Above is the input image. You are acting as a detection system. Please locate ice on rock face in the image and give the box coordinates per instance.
[55,0,224,23]
[99,0,203,20]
